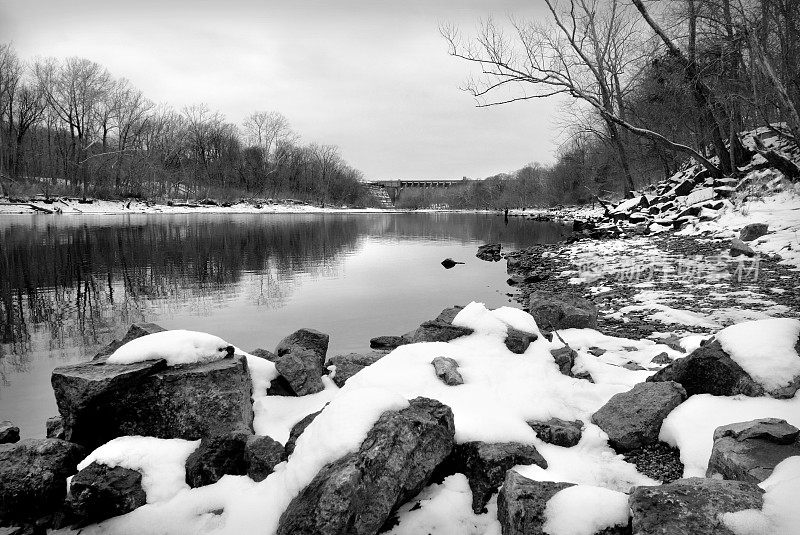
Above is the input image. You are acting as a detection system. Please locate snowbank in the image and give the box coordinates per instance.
[716,318,800,391]
[77,436,200,503]
[542,484,630,535]
[107,330,233,365]
[723,457,800,535]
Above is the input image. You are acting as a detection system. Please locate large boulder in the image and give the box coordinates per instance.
[449,442,547,514]
[0,438,85,523]
[505,327,538,354]
[185,431,250,488]
[497,470,574,535]
[629,478,764,535]
[274,349,326,396]
[284,410,323,458]
[0,421,20,444]
[276,397,455,535]
[408,320,473,343]
[647,340,764,397]
[52,355,254,450]
[245,435,286,482]
[706,418,800,484]
[739,223,769,242]
[69,462,147,525]
[328,352,386,388]
[431,356,464,386]
[591,381,686,452]
[528,291,597,331]
[527,418,583,448]
[275,328,329,361]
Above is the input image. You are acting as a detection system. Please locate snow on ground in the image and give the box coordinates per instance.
[659,394,800,478]
[76,437,200,503]
[716,318,800,392]
[108,330,233,365]
[679,188,800,269]
[542,485,630,535]
[387,474,500,535]
[253,376,338,443]
[722,457,800,535]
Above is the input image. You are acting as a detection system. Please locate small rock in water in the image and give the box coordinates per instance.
[0,421,20,444]
[431,356,464,386]
[441,258,465,269]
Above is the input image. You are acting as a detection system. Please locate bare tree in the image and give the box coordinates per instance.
[442,0,724,188]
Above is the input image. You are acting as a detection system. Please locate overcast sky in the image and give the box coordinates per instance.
[0,0,563,180]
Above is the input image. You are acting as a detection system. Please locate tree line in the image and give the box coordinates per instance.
[443,0,800,202]
[0,45,374,206]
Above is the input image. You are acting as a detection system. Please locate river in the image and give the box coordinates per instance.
[0,212,568,437]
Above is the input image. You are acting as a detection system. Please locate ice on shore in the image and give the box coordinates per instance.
[107,330,233,365]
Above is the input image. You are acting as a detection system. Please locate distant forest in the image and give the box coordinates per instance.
[0,44,374,206]
[1,0,798,208]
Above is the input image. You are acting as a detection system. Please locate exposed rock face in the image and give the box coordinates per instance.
[623,442,684,484]
[250,348,280,363]
[740,223,769,241]
[275,349,327,396]
[435,306,465,324]
[69,462,147,525]
[505,327,538,354]
[52,355,254,450]
[450,442,547,514]
[431,356,464,386]
[629,478,764,535]
[528,418,583,447]
[730,238,756,257]
[706,418,800,484]
[550,347,576,376]
[497,470,574,535]
[528,291,598,330]
[46,416,65,439]
[185,432,250,488]
[276,397,455,535]
[245,435,286,482]
[591,381,687,452]
[476,243,502,261]
[408,320,473,343]
[328,352,386,388]
[647,340,764,397]
[275,328,330,361]
[0,438,85,523]
[369,336,410,351]
[651,352,672,365]
[285,410,323,458]
[0,421,20,444]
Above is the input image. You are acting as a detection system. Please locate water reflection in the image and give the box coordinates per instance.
[0,212,566,435]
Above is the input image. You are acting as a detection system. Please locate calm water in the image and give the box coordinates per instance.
[0,212,568,437]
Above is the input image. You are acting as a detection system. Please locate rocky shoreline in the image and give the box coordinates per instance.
[1,286,798,534]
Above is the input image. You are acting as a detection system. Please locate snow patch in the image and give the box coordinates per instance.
[108,330,233,365]
[542,485,630,535]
